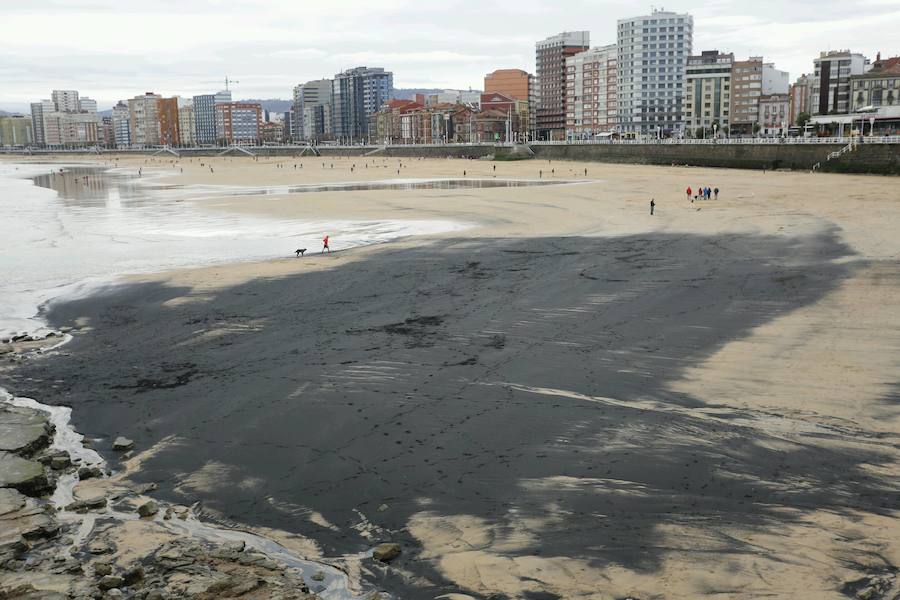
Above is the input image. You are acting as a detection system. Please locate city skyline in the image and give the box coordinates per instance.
[1,0,898,113]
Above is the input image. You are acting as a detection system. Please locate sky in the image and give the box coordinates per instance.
[1,0,898,113]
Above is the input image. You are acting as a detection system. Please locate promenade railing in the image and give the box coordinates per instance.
[3,136,900,154]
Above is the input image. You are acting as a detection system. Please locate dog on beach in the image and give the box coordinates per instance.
[295,248,306,257]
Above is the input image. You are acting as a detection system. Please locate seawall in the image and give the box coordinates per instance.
[3,142,898,174]
[511,142,900,175]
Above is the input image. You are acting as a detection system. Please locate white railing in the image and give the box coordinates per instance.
[3,136,900,154]
[531,135,900,146]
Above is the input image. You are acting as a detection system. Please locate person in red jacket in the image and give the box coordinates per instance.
[686,186,692,201]
[322,235,330,254]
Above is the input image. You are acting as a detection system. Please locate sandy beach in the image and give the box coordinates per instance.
[3,154,900,599]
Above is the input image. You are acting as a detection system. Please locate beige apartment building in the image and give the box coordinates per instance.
[730,57,763,135]
[128,93,162,146]
[178,100,195,146]
[684,50,733,136]
[565,44,617,138]
[790,74,812,124]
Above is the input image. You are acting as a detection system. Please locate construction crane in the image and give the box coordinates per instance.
[224,76,239,91]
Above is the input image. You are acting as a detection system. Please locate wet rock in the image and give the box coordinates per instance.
[88,540,114,555]
[377,503,389,512]
[97,574,124,590]
[65,500,89,513]
[85,496,108,510]
[856,587,877,600]
[123,563,144,584]
[78,465,103,480]
[0,487,27,515]
[19,512,59,540]
[0,585,67,600]
[311,570,325,581]
[145,592,165,600]
[94,562,112,576]
[106,590,124,599]
[112,437,134,452]
[136,482,158,494]
[0,405,52,455]
[0,451,51,496]
[137,500,159,517]
[206,574,262,595]
[225,540,246,553]
[48,452,72,471]
[372,542,401,562]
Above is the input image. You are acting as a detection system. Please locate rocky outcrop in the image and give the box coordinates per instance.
[111,437,134,452]
[0,452,50,497]
[0,405,53,455]
[372,542,401,563]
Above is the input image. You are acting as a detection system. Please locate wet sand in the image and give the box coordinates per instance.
[4,155,900,599]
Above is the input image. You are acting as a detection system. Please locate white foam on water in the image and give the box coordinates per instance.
[0,162,468,337]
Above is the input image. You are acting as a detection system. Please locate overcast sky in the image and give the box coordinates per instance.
[1,0,898,113]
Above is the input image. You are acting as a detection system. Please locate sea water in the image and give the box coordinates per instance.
[0,162,468,337]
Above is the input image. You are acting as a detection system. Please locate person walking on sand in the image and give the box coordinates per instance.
[686,186,691,201]
[322,235,330,254]
[650,199,656,215]
[714,187,719,200]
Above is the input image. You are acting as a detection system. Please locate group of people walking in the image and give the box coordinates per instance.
[651,184,723,215]
[686,185,718,202]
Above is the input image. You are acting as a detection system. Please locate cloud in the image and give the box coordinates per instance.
[1,0,898,113]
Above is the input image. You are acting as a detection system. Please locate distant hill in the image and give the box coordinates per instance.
[392,88,444,100]
[238,99,293,114]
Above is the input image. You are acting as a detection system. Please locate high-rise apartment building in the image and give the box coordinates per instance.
[565,44,618,137]
[29,90,99,146]
[292,79,332,140]
[214,102,262,144]
[684,50,733,136]
[193,90,232,144]
[157,97,180,146]
[99,116,115,147]
[484,69,532,102]
[30,102,46,146]
[811,50,870,115]
[730,57,763,135]
[178,99,195,146]
[79,97,98,113]
[536,31,590,139]
[128,93,162,146]
[332,67,393,141]
[51,90,80,113]
[111,101,131,147]
[789,74,812,125]
[616,10,693,137]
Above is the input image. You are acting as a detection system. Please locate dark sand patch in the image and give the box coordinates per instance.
[5,231,899,598]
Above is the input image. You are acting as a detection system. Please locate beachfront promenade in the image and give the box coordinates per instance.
[3,137,899,174]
